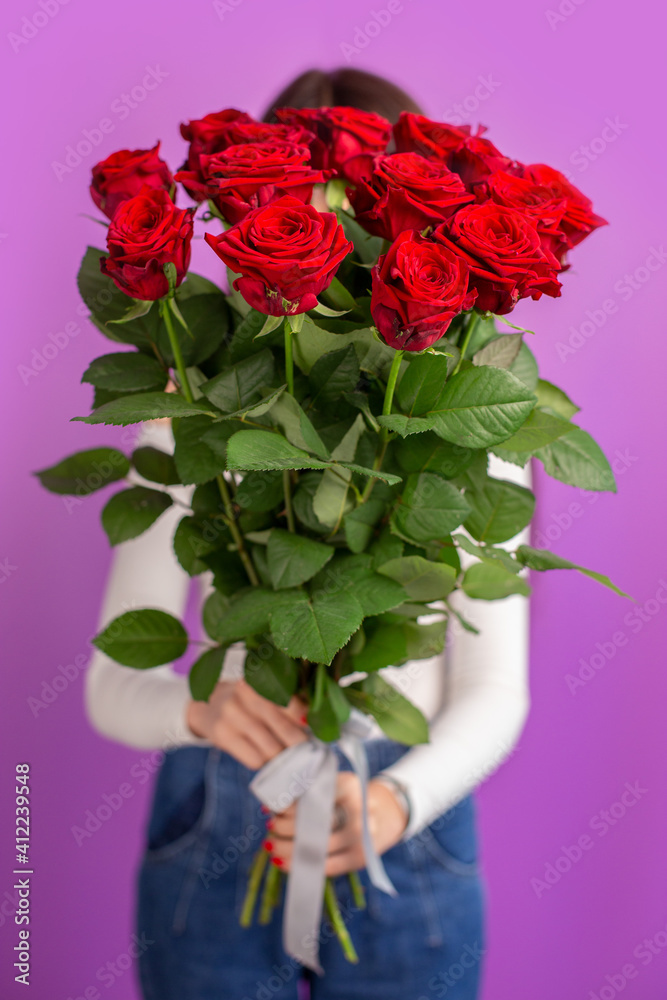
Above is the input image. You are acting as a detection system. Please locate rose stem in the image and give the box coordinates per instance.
[452,311,481,376]
[283,317,295,395]
[283,471,296,532]
[160,298,193,403]
[324,878,359,963]
[258,863,282,925]
[215,474,260,586]
[240,846,269,927]
[348,872,366,910]
[360,348,404,502]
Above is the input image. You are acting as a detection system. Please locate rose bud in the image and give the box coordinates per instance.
[275,105,391,184]
[432,203,562,315]
[370,229,476,351]
[205,194,352,316]
[175,141,330,224]
[100,187,194,300]
[90,143,174,219]
[347,151,474,241]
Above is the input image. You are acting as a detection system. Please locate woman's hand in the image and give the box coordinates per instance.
[186,679,308,770]
[265,771,409,875]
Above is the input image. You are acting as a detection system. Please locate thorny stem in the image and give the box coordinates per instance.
[360,349,404,503]
[240,846,269,927]
[215,474,260,586]
[452,311,481,376]
[160,298,193,403]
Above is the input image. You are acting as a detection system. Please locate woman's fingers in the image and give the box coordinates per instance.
[236,682,308,748]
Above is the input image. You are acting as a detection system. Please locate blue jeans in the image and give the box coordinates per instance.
[136,741,485,1000]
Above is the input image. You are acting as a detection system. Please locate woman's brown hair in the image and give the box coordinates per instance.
[261,67,424,124]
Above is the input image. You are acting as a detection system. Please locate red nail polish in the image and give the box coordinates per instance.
[265,819,274,830]
[263,840,273,852]
[260,805,270,814]
[272,857,284,867]
[300,713,308,725]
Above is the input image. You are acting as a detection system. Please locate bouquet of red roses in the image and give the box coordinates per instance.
[37,103,626,971]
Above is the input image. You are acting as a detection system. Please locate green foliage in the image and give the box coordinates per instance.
[92,609,188,668]
[35,447,129,494]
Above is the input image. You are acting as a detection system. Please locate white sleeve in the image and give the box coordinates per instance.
[379,454,532,839]
[84,421,211,751]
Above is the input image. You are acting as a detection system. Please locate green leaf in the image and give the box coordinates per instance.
[325,674,351,725]
[267,529,335,589]
[404,619,448,660]
[132,446,180,485]
[205,587,289,644]
[77,246,161,348]
[351,624,407,672]
[254,313,285,339]
[92,608,188,668]
[345,674,429,745]
[463,477,535,544]
[200,350,275,413]
[206,385,287,423]
[226,429,330,472]
[428,366,537,448]
[343,499,385,553]
[321,275,359,312]
[82,352,168,393]
[312,414,365,529]
[244,642,298,706]
[34,447,129,494]
[535,379,580,420]
[74,392,216,425]
[378,556,457,601]
[307,674,342,742]
[157,293,229,367]
[534,428,617,492]
[235,471,285,512]
[309,345,360,405]
[339,210,384,264]
[311,553,407,617]
[108,297,153,324]
[270,588,365,665]
[229,308,280,361]
[515,545,631,598]
[396,353,451,415]
[172,415,228,484]
[391,473,471,544]
[269,393,330,459]
[101,486,172,545]
[452,532,520,574]
[508,342,539,391]
[395,432,480,480]
[189,646,226,701]
[492,408,576,454]
[462,561,531,600]
[173,515,223,575]
[472,332,523,369]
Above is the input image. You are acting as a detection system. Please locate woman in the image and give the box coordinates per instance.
[85,68,530,1000]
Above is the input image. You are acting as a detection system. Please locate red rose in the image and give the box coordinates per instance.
[476,169,570,260]
[393,112,512,187]
[370,230,475,351]
[347,152,474,241]
[433,203,561,314]
[100,188,194,300]
[205,195,353,315]
[90,143,174,219]
[175,141,330,224]
[275,106,391,184]
[179,108,255,169]
[522,163,607,251]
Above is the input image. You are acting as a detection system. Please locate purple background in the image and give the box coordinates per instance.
[1,0,666,996]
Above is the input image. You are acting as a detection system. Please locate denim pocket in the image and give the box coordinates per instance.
[143,747,215,864]
[413,795,480,877]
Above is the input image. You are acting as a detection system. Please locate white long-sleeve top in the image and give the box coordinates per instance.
[85,421,530,839]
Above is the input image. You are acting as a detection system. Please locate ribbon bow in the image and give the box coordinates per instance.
[249,709,396,973]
